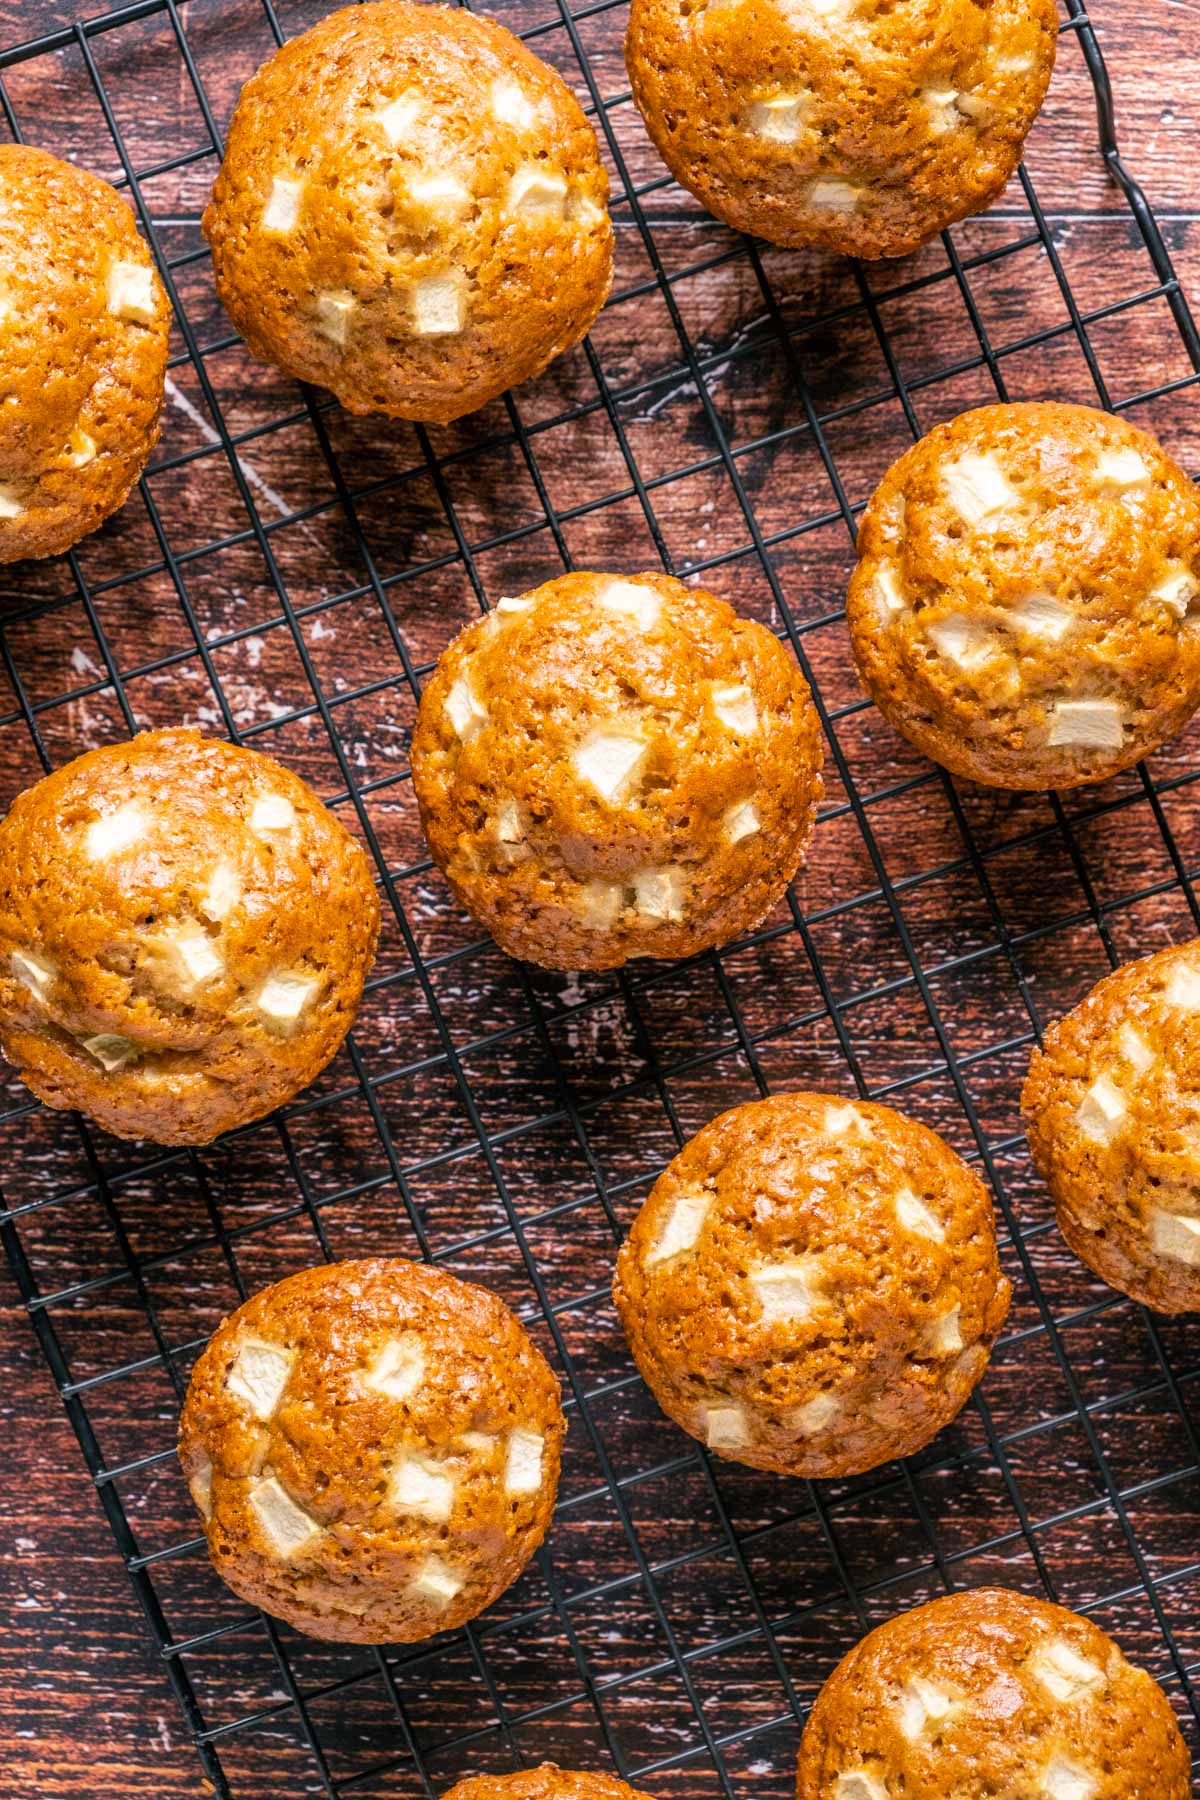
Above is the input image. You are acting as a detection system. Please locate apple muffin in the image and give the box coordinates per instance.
[846,402,1200,790]
[203,1,612,425]
[625,0,1056,257]
[796,1588,1189,1800]
[612,1091,1011,1479]
[443,1769,657,1800]
[0,729,380,1146]
[409,570,823,971]
[1023,939,1200,1315]
[179,1258,564,1642]
[0,142,170,563]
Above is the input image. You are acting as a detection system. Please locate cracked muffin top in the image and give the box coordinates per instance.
[0,729,380,1146]
[179,1258,564,1643]
[795,1587,1189,1800]
[625,0,1056,257]
[1023,938,1200,1315]
[203,1,612,424]
[0,142,170,563]
[846,402,1200,790]
[613,1091,1011,1479]
[409,569,824,971]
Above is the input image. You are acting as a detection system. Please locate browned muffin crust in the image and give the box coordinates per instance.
[796,1587,1190,1800]
[846,402,1200,790]
[410,570,823,971]
[179,1258,564,1643]
[613,1092,1010,1478]
[443,1768,658,1800]
[0,729,380,1145]
[0,143,169,563]
[204,1,612,425]
[624,0,1056,258]
[1023,939,1200,1315]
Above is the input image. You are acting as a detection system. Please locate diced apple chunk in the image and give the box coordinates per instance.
[1117,1023,1154,1072]
[633,865,688,922]
[249,1476,321,1557]
[262,176,304,233]
[66,427,97,468]
[315,290,355,347]
[1028,1638,1106,1704]
[923,86,961,133]
[1150,1209,1200,1268]
[491,79,535,130]
[834,1773,886,1800]
[703,1403,750,1450]
[412,273,465,336]
[807,177,861,210]
[1041,1754,1096,1800]
[227,1337,293,1419]
[597,578,661,630]
[751,1257,823,1320]
[746,92,808,143]
[365,1334,426,1401]
[375,91,421,144]
[1164,962,1200,1010]
[157,924,224,994]
[723,799,761,843]
[898,1673,956,1739]
[943,453,1022,528]
[1074,1073,1126,1145]
[85,803,146,859]
[927,613,995,670]
[505,1427,544,1495]
[0,486,23,519]
[823,1102,873,1140]
[875,565,906,617]
[392,1455,455,1522]
[446,676,487,742]
[792,1392,839,1435]
[496,593,533,616]
[1046,699,1125,751]
[11,948,55,999]
[201,861,242,922]
[250,793,295,833]
[922,1305,963,1357]
[106,260,157,326]
[1093,447,1151,493]
[578,878,624,928]
[410,1555,463,1604]
[1152,564,1198,619]
[81,1032,139,1071]
[256,970,320,1027]
[508,166,568,218]
[574,727,647,801]
[895,1187,945,1242]
[647,1189,711,1266]
[187,1455,213,1521]
[710,681,758,735]
[1009,592,1073,640]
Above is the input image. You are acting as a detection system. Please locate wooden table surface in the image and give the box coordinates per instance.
[2,3,1200,1798]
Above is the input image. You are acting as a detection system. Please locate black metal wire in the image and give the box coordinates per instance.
[1,2,1199,1796]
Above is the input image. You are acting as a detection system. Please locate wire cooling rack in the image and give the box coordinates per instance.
[1,1,1199,1795]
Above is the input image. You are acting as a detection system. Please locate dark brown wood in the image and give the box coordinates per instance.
[2,3,1200,1798]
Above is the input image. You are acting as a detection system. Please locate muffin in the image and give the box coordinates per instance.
[0,729,380,1146]
[178,1258,564,1643]
[0,143,170,563]
[203,2,612,425]
[846,402,1200,790]
[443,1770,657,1800]
[612,1092,1011,1478]
[410,570,823,971]
[625,0,1056,258]
[796,1587,1189,1800]
[1023,939,1200,1315]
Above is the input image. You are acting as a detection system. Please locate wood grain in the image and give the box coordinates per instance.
[2,3,1200,1799]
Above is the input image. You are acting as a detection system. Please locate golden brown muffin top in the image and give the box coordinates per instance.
[179,1258,564,1643]
[0,142,170,563]
[443,1768,658,1800]
[625,0,1056,256]
[1022,939,1200,1315]
[846,402,1200,790]
[0,729,380,1146]
[410,570,823,971]
[203,1,611,424]
[796,1587,1190,1800]
[613,1092,1010,1478]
